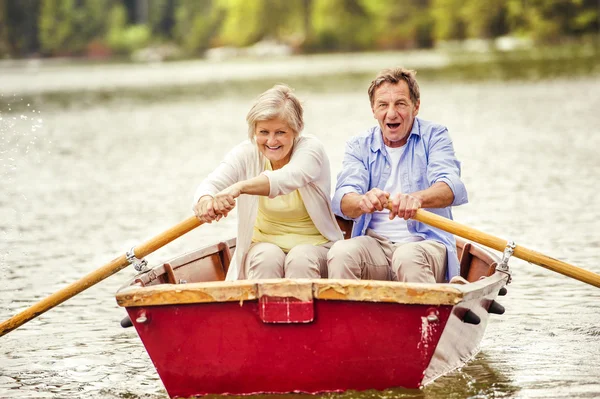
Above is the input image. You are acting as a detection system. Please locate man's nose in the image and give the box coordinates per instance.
[386,106,399,119]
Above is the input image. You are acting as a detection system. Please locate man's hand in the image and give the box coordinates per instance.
[359,188,390,214]
[389,192,422,220]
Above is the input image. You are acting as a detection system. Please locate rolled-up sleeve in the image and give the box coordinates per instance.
[332,139,370,219]
[426,126,468,206]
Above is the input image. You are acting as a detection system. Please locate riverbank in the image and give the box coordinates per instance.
[1,46,598,113]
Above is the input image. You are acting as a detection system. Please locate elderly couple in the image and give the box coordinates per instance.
[193,67,467,284]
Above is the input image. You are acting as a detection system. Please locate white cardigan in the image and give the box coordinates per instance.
[194,135,343,280]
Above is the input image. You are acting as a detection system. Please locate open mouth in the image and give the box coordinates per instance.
[266,145,281,150]
[386,123,400,130]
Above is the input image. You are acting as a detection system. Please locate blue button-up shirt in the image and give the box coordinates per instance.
[332,118,468,281]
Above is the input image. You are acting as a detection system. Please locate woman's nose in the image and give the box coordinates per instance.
[266,134,278,145]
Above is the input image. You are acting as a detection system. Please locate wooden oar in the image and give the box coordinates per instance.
[408,208,600,288]
[0,216,202,337]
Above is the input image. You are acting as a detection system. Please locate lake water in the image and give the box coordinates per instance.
[1,53,599,399]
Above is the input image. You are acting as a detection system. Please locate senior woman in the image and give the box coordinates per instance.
[193,84,343,281]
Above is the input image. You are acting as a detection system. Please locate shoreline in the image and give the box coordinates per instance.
[0,48,598,113]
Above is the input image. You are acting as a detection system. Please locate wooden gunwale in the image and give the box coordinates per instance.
[116,272,506,308]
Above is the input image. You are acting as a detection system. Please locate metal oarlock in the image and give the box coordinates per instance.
[126,247,149,272]
[497,240,515,283]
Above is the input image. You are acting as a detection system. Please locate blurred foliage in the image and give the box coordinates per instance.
[0,0,41,57]
[0,0,598,59]
[363,0,434,49]
[506,0,600,41]
[431,0,508,41]
[218,0,305,47]
[107,3,151,54]
[39,0,113,55]
[173,0,224,53]
[147,0,175,39]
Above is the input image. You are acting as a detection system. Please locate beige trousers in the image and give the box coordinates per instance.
[327,230,447,283]
[245,242,332,279]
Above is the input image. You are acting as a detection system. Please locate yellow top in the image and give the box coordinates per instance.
[252,161,328,252]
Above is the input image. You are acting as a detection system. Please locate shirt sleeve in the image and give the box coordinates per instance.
[261,136,326,198]
[426,126,468,206]
[193,142,249,204]
[331,139,370,219]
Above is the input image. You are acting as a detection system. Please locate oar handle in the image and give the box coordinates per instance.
[412,209,600,288]
[0,216,202,337]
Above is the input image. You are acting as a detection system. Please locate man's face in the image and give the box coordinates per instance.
[371,81,420,148]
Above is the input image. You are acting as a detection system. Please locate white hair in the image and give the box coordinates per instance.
[246,84,304,140]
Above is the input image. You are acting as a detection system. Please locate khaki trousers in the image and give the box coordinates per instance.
[245,242,332,279]
[327,229,447,283]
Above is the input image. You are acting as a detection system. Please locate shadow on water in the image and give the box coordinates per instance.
[3,47,599,114]
[191,354,517,399]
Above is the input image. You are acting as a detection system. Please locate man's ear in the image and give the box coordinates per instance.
[414,100,420,116]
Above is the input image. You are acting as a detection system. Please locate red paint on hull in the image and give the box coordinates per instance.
[128,300,452,397]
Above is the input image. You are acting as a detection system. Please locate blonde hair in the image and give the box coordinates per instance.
[246,84,304,140]
[368,67,420,106]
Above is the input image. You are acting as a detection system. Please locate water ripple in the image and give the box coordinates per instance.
[1,73,599,399]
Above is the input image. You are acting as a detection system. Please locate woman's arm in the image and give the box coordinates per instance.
[211,175,270,215]
[193,142,252,222]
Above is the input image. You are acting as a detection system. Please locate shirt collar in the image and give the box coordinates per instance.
[371,117,421,153]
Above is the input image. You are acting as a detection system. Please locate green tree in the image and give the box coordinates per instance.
[310,0,374,51]
[431,0,509,42]
[430,0,466,41]
[216,0,304,47]
[173,0,224,54]
[460,0,508,39]
[39,0,113,56]
[364,0,434,49]
[106,2,151,54]
[147,0,176,39]
[0,0,41,57]
[506,0,599,42]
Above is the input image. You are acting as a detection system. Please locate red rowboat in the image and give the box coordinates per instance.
[116,231,509,398]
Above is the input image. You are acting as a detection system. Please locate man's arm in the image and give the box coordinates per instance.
[413,181,454,208]
[389,181,453,220]
[426,126,468,206]
[332,139,372,219]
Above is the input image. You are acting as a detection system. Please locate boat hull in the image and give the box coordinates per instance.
[128,300,452,397]
[117,237,508,398]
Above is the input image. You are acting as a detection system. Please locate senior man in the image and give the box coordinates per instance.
[327,67,468,283]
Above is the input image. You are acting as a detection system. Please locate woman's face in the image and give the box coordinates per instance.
[254,117,295,170]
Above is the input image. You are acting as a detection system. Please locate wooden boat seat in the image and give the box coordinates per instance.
[459,242,497,282]
[128,239,235,287]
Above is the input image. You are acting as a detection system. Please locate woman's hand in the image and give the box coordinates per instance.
[193,196,221,223]
[213,183,242,216]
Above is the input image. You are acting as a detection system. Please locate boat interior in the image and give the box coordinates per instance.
[125,218,499,289]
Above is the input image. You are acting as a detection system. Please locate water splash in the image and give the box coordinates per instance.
[0,95,47,295]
